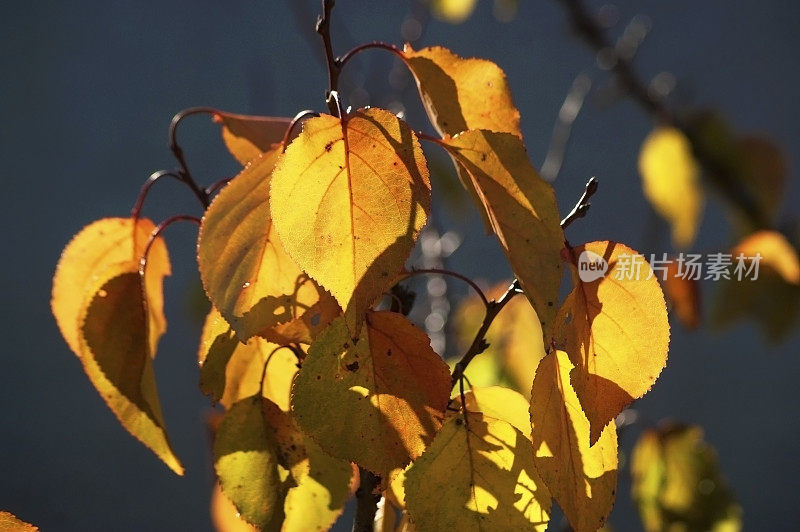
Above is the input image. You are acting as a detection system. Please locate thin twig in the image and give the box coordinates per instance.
[131,170,184,220]
[168,107,216,209]
[338,41,403,68]
[316,0,343,116]
[401,268,489,309]
[282,109,319,151]
[560,176,599,230]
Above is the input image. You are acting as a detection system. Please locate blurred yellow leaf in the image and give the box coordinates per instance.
[439,131,563,341]
[530,350,618,531]
[198,308,298,410]
[631,424,742,532]
[199,149,338,342]
[270,108,430,337]
[214,396,283,529]
[732,230,800,284]
[429,0,478,24]
[291,311,451,475]
[453,281,546,396]
[555,241,670,444]
[0,511,38,532]
[213,112,291,165]
[405,412,551,530]
[639,127,704,248]
[211,483,258,532]
[402,45,521,138]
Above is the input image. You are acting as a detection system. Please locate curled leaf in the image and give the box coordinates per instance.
[213,111,292,165]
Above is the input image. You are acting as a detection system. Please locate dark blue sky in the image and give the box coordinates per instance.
[2,0,799,529]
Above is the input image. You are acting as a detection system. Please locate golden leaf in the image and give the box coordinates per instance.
[555,241,669,444]
[639,127,704,248]
[0,511,38,532]
[530,350,618,532]
[405,413,551,531]
[199,149,339,342]
[270,108,430,337]
[291,311,451,475]
[213,111,291,165]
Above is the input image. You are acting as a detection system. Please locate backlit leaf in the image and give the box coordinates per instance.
[214,396,283,529]
[732,230,800,285]
[405,413,551,531]
[455,386,533,439]
[401,45,521,138]
[453,282,547,396]
[213,111,292,165]
[631,424,742,531]
[198,308,298,410]
[639,127,704,248]
[529,350,618,532]
[555,241,669,444]
[271,108,430,337]
[211,483,258,532]
[78,258,183,474]
[0,511,38,532]
[199,149,339,342]
[429,0,478,24]
[52,217,158,356]
[440,131,563,341]
[291,311,451,475]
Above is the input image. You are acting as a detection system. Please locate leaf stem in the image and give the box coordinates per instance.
[560,176,598,230]
[282,109,320,151]
[338,41,403,68]
[316,0,343,116]
[131,170,184,220]
[168,107,216,209]
[401,267,489,309]
[138,214,201,279]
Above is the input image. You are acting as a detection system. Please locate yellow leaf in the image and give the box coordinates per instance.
[52,217,159,356]
[430,0,478,23]
[214,396,283,529]
[405,413,551,531]
[0,511,38,532]
[291,311,451,475]
[639,127,704,248]
[271,108,430,337]
[402,45,520,138]
[455,386,533,439]
[211,483,258,532]
[452,282,547,396]
[199,149,339,341]
[631,424,742,532]
[78,260,183,475]
[529,350,618,532]
[440,131,563,342]
[213,111,292,165]
[731,230,800,285]
[198,308,298,411]
[555,241,669,444]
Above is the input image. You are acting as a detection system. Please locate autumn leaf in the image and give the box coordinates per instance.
[662,259,701,330]
[555,241,669,444]
[198,308,299,410]
[214,396,283,529]
[0,511,38,532]
[732,230,800,285]
[199,149,339,342]
[52,217,159,356]
[455,386,533,439]
[529,350,618,532]
[261,401,357,532]
[438,130,563,341]
[639,127,704,249]
[270,108,430,337]
[631,424,742,532]
[213,111,292,165]
[291,311,451,475]
[453,281,547,396]
[401,45,520,138]
[405,412,551,531]
[78,260,183,475]
[211,483,258,532]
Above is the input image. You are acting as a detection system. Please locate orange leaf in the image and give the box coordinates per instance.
[0,511,38,532]
[401,45,521,137]
[270,108,430,337]
[213,112,292,165]
[663,259,701,330]
[198,148,339,341]
[439,131,563,341]
[291,311,451,475]
[530,350,618,532]
[732,230,800,285]
[555,241,669,444]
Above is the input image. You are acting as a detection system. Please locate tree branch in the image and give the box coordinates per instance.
[352,468,381,532]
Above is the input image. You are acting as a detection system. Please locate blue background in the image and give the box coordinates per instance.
[2,0,799,529]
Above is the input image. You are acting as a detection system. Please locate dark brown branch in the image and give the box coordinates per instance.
[401,268,489,308]
[352,467,381,532]
[560,176,599,230]
[168,107,216,209]
[316,0,342,116]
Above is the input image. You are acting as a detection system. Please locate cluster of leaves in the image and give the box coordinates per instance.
[49,11,746,530]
